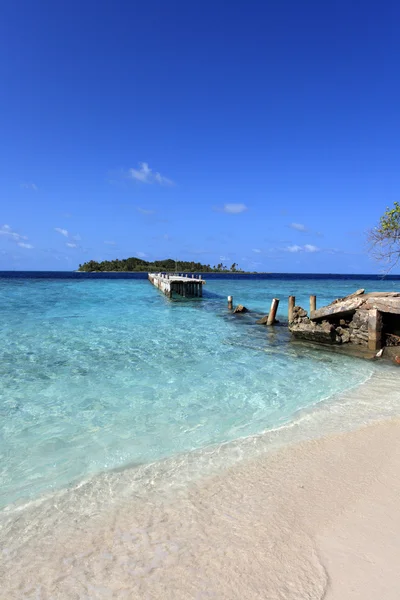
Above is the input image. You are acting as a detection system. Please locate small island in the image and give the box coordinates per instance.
[78,257,246,273]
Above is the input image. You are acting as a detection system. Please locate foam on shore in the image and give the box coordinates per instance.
[1,367,400,598]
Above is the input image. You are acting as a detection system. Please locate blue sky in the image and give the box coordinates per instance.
[1,0,399,273]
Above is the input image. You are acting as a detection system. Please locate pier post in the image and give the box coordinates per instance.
[368,308,382,351]
[288,296,295,322]
[228,295,233,310]
[310,295,317,316]
[267,298,279,326]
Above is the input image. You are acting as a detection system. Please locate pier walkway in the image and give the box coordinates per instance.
[148,273,205,298]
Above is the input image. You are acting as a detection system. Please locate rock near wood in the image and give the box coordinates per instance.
[233,304,248,314]
[256,315,269,324]
[256,315,280,325]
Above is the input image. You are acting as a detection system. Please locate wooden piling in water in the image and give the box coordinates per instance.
[288,296,295,322]
[310,295,317,315]
[228,295,233,310]
[267,298,279,326]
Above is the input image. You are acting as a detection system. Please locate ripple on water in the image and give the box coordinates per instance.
[1,276,396,508]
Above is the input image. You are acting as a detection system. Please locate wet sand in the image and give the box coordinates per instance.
[1,413,399,599]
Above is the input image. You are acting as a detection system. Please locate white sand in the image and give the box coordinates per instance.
[2,368,400,599]
[1,416,400,599]
[316,421,400,599]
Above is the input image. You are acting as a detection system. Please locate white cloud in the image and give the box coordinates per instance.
[130,162,151,182]
[154,172,174,186]
[55,228,81,244]
[104,240,116,246]
[21,182,38,191]
[290,222,307,232]
[0,225,33,248]
[0,224,28,242]
[55,228,69,237]
[222,203,248,214]
[252,248,261,253]
[137,251,147,258]
[286,244,319,253]
[129,162,174,186]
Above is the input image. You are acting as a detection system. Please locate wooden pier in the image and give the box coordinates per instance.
[148,273,205,299]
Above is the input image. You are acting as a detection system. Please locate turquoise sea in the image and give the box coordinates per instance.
[1,272,400,509]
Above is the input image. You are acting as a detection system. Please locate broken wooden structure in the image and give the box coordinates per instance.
[288,289,400,358]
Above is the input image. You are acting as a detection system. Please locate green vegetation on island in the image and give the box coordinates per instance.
[78,257,245,273]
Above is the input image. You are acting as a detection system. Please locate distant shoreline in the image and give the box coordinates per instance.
[1,271,399,278]
[75,270,268,274]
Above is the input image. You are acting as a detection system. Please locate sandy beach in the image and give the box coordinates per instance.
[1,383,400,599]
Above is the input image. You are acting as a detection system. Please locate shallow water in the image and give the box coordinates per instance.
[1,274,399,508]
[1,368,400,600]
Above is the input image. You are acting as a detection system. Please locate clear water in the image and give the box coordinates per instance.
[1,274,399,508]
